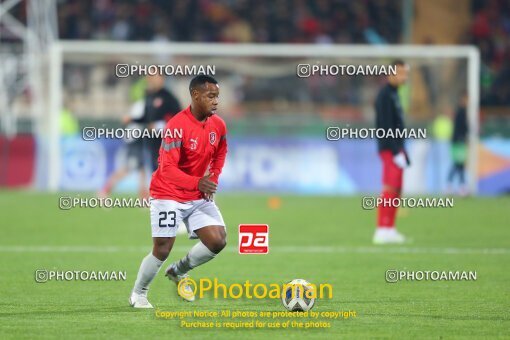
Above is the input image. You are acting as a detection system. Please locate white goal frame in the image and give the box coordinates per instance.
[48,41,480,193]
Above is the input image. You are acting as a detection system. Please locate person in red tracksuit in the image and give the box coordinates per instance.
[373,60,410,244]
[130,75,228,307]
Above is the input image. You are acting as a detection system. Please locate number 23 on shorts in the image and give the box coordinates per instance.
[158,211,176,228]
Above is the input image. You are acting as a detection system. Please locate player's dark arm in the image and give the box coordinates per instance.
[209,129,228,185]
[376,94,400,155]
[198,174,217,196]
[200,138,225,201]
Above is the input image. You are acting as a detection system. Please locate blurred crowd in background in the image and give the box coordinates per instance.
[53,0,509,106]
[56,0,402,44]
[4,0,508,107]
[470,0,510,106]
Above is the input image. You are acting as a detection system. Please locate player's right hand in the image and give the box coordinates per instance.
[121,116,132,125]
[198,174,217,194]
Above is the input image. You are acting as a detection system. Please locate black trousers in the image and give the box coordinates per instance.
[448,162,465,184]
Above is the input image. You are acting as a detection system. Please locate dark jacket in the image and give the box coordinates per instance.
[451,107,468,143]
[375,83,406,155]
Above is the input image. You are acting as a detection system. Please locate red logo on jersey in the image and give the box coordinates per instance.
[239,224,269,254]
[209,132,216,145]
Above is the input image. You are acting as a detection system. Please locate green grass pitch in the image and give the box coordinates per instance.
[0,191,509,339]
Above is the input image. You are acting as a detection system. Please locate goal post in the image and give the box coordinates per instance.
[46,41,480,194]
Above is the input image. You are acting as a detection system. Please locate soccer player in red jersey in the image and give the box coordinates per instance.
[373,60,410,244]
[130,75,227,308]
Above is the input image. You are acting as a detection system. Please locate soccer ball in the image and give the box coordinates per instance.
[281,279,316,311]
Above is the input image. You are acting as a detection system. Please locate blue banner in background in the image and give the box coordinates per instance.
[57,136,510,195]
[220,137,456,194]
[59,137,142,191]
[221,137,371,194]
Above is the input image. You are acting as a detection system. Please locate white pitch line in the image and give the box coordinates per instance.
[0,245,509,255]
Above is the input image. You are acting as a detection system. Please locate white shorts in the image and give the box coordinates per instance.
[150,198,225,239]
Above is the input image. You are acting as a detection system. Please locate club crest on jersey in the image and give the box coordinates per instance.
[209,132,217,145]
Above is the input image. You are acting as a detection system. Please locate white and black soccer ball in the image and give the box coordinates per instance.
[281,279,316,311]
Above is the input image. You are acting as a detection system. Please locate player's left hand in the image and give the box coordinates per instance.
[203,192,214,202]
[198,173,217,195]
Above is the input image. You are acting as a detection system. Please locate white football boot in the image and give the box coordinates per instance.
[166,265,195,302]
[129,291,153,308]
[373,228,406,244]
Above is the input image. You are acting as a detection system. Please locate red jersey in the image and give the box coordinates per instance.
[150,106,228,202]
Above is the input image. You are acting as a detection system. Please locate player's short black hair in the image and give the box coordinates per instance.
[189,75,218,94]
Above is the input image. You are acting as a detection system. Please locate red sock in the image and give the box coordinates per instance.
[377,190,399,228]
